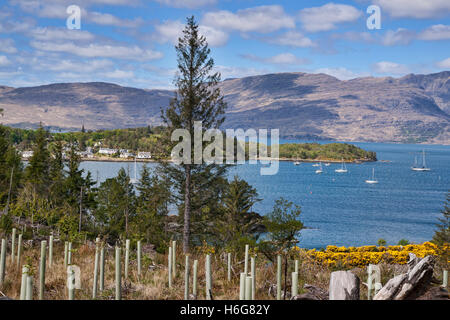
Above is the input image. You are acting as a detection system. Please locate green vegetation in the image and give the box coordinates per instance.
[276,142,377,161]
[432,192,450,246]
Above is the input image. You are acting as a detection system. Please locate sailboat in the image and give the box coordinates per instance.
[365,168,378,184]
[411,150,430,171]
[130,157,139,184]
[315,162,323,174]
[312,163,320,167]
[324,163,331,167]
[335,159,348,173]
[294,161,300,165]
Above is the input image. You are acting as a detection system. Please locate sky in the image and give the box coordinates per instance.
[0,0,449,89]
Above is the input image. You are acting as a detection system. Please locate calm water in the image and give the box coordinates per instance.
[80,141,450,249]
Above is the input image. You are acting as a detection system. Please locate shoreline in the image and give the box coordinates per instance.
[21,156,376,164]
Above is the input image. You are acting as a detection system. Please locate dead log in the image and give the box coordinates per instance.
[329,271,360,300]
[373,254,435,300]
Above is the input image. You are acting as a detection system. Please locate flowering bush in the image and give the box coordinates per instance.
[292,242,449,268]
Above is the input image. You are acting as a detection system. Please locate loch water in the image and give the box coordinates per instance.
[80,141,450,249]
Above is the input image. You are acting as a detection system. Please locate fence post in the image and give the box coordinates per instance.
[239,272,246,300]
[16,234,23,269]
[64,242,68,268]
[251,256,256,300]
[125,239,130,279]
[68,242,72,265]
[11,228,16,264]
[292,272,298,297]
[192,259,198,298]
[244,244,249,275]
[205,254,212,300]
[245,276,252,300]
[276,255,282,300]
[92,238,100,299]
[99,245,105,292]
[0,239,7,286]
[443,270,448,288]
[168,247,172,288]
[172,240,176,279]
[115,246,121,300]
[227,252,231,281]
[137,240,142,278]
[67,266,75,300]
[39,240,47,300]
[20,266,29,300]
[295,259,299,274]
[184,255,190,300]
[48,235,53,268]
[26,275,33,300]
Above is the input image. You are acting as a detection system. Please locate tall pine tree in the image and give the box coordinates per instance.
[161,16,227,253]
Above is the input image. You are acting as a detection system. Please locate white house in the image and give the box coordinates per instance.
[120,151,135,159]
[98,148,117,155]
[21,150,34,159]
[137,152,152,159]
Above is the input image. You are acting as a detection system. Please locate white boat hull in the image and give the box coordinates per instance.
[365,180,378,184]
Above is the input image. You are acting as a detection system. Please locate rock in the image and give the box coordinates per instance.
[329,271,360,300]
[374,255,435,300]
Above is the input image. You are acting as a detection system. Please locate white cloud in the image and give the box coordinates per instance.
[30,27,96,41]
[154,20,228,47]
[418,25,450,41]
[242,53,309,65]
[436,57,450,69]
[202,5,295,33]
[33,59,114,73]
[87,12,143,28]
[382,28,416,46]
[0,56,11,66]
[155,0,216,8]
[30,41,163,61]
[298,3,362,32]
[373,61,410,75]
[266,31,315,48]
[214,65,270,80]
[103,69,134,79]
[0,39,17,54]
[373,0,450,19]
[314,67,367,80]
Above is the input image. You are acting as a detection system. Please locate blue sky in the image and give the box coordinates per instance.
[0,0,449,89]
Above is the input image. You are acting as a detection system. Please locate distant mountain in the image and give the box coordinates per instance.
[0,71,449,144]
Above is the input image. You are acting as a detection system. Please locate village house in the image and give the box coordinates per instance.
[21,150,34,159]
[98,148,117,155]
[137,151,152,159]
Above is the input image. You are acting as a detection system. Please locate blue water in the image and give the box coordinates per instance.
[80,142,450,249]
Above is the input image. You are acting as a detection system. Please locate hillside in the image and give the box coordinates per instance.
[0,71,449,144]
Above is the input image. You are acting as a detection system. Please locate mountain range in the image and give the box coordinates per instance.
[0,71,449,144]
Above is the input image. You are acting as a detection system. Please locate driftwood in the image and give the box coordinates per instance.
[373,254,435,300]
[291,284,329,300]
[329,271,360,300]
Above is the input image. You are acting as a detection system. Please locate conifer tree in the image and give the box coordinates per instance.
[161,16,227,253]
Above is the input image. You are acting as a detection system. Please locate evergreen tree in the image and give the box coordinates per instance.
[24,125,50,197]
[95,168,136,241]
[433,192,450,245]
[134,165,171,249]
[160,16,227,253]
[215,176,263,248]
